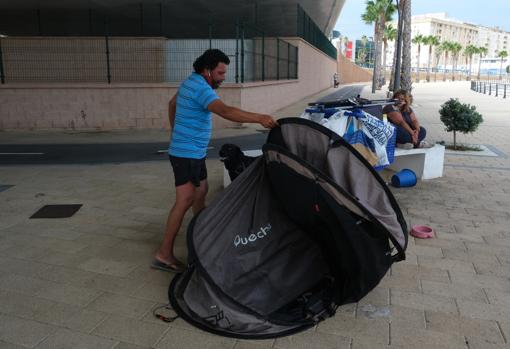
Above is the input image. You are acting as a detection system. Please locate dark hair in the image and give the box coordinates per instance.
[392,89,412,112]
[193,49,230,73]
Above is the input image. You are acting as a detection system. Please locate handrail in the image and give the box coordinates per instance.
[471,80,509,99]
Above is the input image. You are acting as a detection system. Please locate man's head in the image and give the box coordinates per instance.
[193,49,230,89]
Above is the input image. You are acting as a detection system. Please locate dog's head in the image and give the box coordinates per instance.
[219,143,244,163]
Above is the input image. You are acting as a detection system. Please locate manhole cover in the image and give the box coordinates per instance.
[30,204,83,219]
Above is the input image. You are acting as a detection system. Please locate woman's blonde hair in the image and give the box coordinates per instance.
[392,89,412,112]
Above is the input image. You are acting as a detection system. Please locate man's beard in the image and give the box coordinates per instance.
[212,80,222,89]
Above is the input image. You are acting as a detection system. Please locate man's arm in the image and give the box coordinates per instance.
[207,99,278,128]
[168,93,177,128]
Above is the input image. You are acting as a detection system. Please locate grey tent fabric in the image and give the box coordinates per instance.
[168,118,407,339]
[274,118,407,251]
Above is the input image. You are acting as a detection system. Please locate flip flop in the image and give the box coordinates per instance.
[410,225,434,239]
[150,259,186,273]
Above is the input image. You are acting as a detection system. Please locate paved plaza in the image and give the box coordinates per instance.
[1,81,510,348]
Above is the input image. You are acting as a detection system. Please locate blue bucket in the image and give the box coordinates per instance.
[391,169,417,187]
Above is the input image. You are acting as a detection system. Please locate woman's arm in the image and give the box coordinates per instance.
[409,110,420,131]
[388,111,415,135]
[388,110,418,144]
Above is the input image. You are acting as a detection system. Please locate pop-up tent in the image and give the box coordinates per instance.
[168,118,408,339]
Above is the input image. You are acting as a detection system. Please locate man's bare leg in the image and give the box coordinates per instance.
[155,182,195,265]
[192,179,208,215]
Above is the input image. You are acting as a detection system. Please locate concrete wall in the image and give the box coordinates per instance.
[2,37,168,83]
[0,38,336,130]
[337,52,372,84]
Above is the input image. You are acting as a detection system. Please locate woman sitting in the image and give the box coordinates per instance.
[383,89,428,148]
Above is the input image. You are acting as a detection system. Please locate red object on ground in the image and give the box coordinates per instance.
[410,225,434,239]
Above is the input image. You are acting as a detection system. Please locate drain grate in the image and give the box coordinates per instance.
[0,185,14,193]
[30,204,83,219]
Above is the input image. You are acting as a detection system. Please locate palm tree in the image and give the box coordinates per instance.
[476,46,488,80]
[383,23,397,83]
[362,0,396,92]
[400,0,412,91]
[423,35,440,82]
[412,34,425,82]
[434,45,443,82]
[464,45,478,81]
[440,41,453,81]
[497,50,508,80]
[450,42,463,81]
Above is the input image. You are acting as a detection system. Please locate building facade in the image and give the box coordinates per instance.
[386,13,510,74]
[0,0,345,130]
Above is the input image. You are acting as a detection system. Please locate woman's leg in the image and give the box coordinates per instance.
[417,127,427,143]
[395,126,413,144]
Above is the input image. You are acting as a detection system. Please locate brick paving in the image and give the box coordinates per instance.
[1,81,510,348]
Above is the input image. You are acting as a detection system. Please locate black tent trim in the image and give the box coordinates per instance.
[263,143,406,261]
[270,118,408,258]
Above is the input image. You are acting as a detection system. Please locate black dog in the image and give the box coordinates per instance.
[219,143,257,181]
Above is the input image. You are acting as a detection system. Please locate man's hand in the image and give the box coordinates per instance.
[259,114,278,129]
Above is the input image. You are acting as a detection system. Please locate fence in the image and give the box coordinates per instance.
[0,28,298,84]
[378,65,510,84]
[296,5,337,60]
[471,80,509,98]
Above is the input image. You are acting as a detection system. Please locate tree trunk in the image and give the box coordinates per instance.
[383,40,388,85]
[426,45,432,82]
[443,52,448,81]
[500,59,504,80]
[434,52,439,82]
[468,56,472,81]
[477,54,482,80]
[389,39,398,91]
[451,56,456,81]
[371,16,385,91]
[453,130,457,150]
[415,45,421,83]
[400,0,412,91]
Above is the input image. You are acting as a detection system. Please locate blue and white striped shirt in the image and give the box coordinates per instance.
[168,73,219,159]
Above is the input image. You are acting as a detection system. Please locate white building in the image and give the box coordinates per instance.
[386,13,510,75]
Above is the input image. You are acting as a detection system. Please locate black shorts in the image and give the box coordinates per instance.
[169,155,207,187]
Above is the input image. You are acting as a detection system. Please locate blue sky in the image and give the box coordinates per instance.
[334,0,510,41]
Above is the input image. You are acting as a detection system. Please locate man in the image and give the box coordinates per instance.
[152,49,278,272]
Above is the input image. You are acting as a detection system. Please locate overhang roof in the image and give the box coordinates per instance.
[0,0,345,36]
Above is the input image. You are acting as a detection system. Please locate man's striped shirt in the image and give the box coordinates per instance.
[169,73,219,159]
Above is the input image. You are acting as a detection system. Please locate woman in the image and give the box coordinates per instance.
[383,89,427,148]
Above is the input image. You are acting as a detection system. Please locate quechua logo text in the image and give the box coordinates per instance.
[233,223,272,247]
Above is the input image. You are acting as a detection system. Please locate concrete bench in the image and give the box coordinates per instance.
[388,144,445,180]
[223,144,445,187]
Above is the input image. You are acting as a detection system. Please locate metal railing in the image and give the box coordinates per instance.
[296,4,337,60]
[471,80,509,98]
[0,26,298,84]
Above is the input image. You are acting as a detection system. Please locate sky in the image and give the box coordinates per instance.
[334,0,510,41]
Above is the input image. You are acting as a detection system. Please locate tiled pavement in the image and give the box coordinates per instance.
[1,82,510,348]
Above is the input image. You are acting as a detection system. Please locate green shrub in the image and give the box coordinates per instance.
[439,98,483,149]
